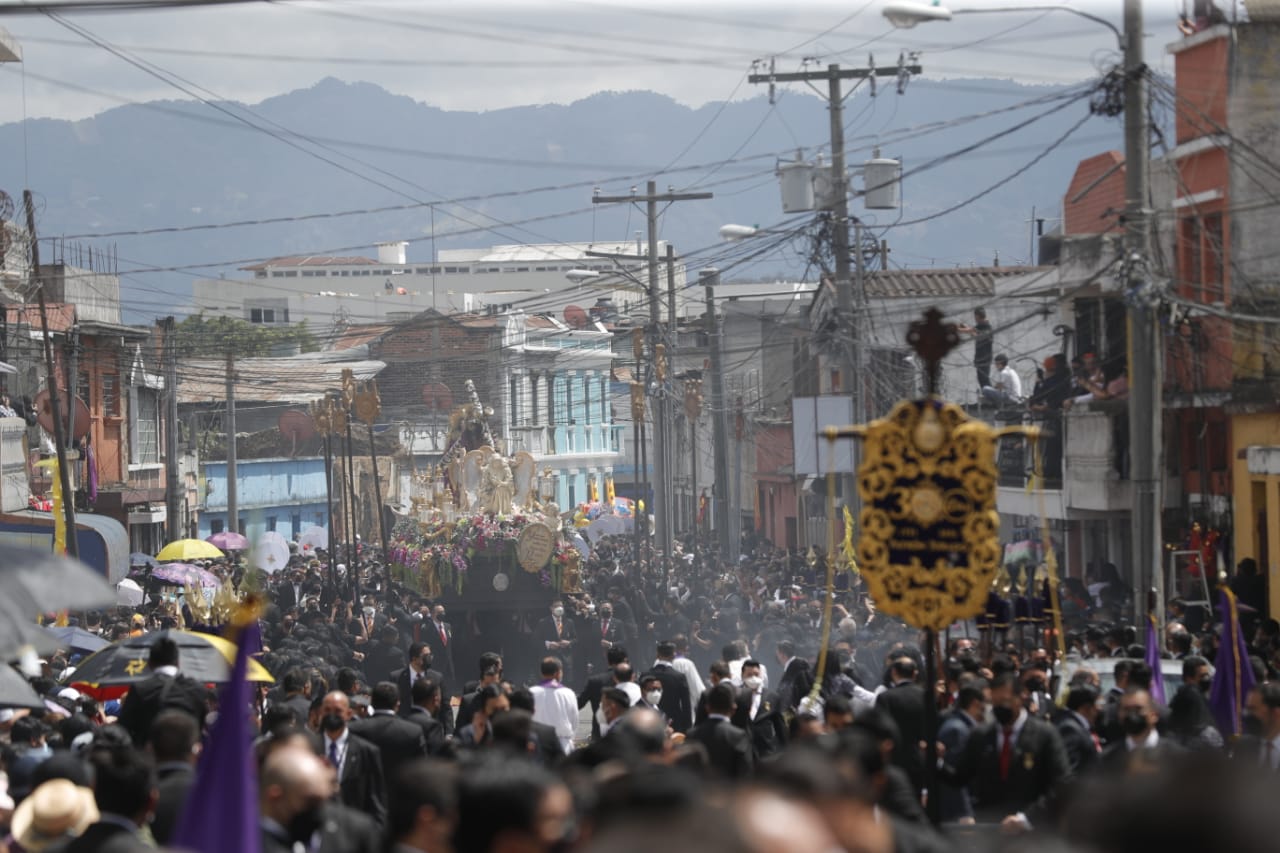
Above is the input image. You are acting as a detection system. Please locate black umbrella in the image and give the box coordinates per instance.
[66,630,274,699]
[130,552,160,568]
[46,625,110,654]
[0,544,115,613]
[0,598,60,658]
[0,664,44,710]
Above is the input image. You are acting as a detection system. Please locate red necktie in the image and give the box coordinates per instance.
[999,727,1014,780]
[1092,733,1102,754]
[602,620,609,637]
[439,624,447,646]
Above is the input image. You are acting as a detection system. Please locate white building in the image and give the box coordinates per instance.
[191,240,685,329]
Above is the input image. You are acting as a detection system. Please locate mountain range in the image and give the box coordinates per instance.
[0,75,1121,322]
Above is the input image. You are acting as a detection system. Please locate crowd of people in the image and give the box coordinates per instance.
[2,534,1280,853]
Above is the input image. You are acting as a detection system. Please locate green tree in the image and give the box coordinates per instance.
[175,314,318,357]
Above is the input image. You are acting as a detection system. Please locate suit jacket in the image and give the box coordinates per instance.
[117,671,208,747]
[534,616,578,675]
[423,618,455,682]
[775,657,814,715]
[686,716,754,778]
[531,720,565,766]
[349,711,427,783]
[361,641,406,686]
[876,682,928,794]
[578,671,612,740]
[935,708,977,822]
[403,705,450,756]
[1100,737,1185,775]
[943,715,1071,825]
[261,804,380,853]
[1055,712,1101,775]
[731,688,787,760]
[47,821,150,853]
[150,763,195,846]
[321,731,388,828]
[394,665,452,730]
[644,662,692,733]
[280,693,313,727]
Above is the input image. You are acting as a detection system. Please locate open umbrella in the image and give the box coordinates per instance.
[250,531,291,575]
[116,578,144,607]
[0,543,115,614]
[206,531,249,551]
[150,563,220,588]
[297,526,329,555]
[156,539,224,562]
[130,552,159,568]
[67,630,274,700]
[45,625,110,654]
[0,664,44,709]
[0,598,61,659]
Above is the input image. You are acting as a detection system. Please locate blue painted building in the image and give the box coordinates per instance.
[199,456,330,541]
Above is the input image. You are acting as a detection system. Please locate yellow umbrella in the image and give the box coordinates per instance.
[156,538,225,561]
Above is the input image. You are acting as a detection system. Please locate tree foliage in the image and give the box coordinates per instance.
[175,314,318,357]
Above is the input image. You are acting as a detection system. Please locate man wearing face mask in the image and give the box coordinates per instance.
[316,691,387,829]
[940,671,1071,831]
[260,744,380,853]
[534,600,577,686]
[1056,685,1103,775]
[1235,681,1280,771]
[1101,687,1180,774]
[394,642,451,730]
[636,675,667,722]
[734,659,787,760]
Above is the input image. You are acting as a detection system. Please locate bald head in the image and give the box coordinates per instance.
[260,747,332,826]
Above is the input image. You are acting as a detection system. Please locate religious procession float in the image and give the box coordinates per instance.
[388,381,584,611]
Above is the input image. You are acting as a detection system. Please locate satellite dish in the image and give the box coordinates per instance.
[278,410,315,456]
[564,305,590,329]
[34,389,91,440]
[422,383,453,410]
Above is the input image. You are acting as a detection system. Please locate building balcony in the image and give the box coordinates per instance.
[508,424,623,459]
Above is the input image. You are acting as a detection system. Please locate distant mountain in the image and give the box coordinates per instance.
[0,76,1120,322]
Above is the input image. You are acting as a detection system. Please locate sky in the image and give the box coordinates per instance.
[0,0,1194,124]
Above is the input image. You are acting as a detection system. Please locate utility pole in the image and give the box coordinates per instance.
[702,269,731,562]
[666,244,681,533]
[163,317,181,541]
[224,350,238,535]
[1123,0,1163,626]
[748,62,916,520]
[593,180,712,574]
[24,190,78,557]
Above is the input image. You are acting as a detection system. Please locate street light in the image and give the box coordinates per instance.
[882,1,1122,45]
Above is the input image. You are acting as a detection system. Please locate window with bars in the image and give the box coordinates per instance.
[131,387,160,464]
[102,374,121,417]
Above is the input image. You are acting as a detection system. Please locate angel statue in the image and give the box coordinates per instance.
[481,454,516,516]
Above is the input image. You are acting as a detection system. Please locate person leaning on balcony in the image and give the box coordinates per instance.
[1064,356,1128,411]
[981,354,1023,406]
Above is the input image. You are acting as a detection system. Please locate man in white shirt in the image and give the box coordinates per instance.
[671,635,705,702]
[724,641,770,689]
[981,353,1023,406]
[529,657,580,755]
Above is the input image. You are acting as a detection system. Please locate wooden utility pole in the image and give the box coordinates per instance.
[224,349,238,534]
[23,190,77,557]
[163,317,181,538]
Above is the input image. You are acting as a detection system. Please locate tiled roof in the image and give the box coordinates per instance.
[240,255,377,271]
[329,323,393,351]
[178,356,385,405]
[865,266,1041,298]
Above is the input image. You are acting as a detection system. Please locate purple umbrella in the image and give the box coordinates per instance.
[206,531,249,551]
[150,563,220,588]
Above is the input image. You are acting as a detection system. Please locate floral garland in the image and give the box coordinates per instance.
[390,512,576,595]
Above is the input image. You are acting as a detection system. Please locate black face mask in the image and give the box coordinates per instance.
[1242,713,1265,739]
[1121,711,1149,737]
[992,705,1016,726]
[1199,678,1213,694]
[288,805,325,844]
[320,713,346,733]
[420,657,433,670]
[1026,678,1047,693]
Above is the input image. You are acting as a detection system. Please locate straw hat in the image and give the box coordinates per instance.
[10,779,98,851]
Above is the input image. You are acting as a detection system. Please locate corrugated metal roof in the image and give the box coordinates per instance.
[177,356,385,405]
[240,255,378,271]
[329,324,393,351]
[865,266,1040,298]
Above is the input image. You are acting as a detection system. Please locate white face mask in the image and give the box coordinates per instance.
[744,676,763,691]
[552,607,565,618]
[645,690,663,706]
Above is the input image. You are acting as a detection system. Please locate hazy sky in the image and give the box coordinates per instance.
[0,0,1189,123]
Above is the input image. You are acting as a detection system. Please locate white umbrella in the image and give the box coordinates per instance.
[116,578,144,607]
[297,527,329,555]
[251,531,291,575]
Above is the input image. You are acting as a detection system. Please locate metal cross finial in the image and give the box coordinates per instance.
[907,307,959,396]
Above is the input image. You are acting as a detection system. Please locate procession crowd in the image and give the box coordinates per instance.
[2,535,1280,853]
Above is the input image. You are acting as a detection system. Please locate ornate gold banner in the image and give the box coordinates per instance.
[856,398,1001,631]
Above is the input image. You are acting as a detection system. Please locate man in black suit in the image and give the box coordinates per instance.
[1100,687,1182,775]
[148,710,199,846]
[404,677,450,757]
[422,603,456,686]
[1234,681,1280,771]
[55,746,155,853]
[363,626,408,686]
[277,667,314,727]
[1056,684,1103,775]
[117,636,209,748]
[454,652,504,736]
[875,655,927,795]
[394,642,451,731]
[316,691,387,829]
[686,683,755,778]
[935,679,986,823]
[644,641,692,733]
[774,639,814,715]
[734,659,787,759]
[274,567,306,612]
[533,599,578,685]
[595,601,629,660]
[941,671,1071,831]
[579,646,629,739]
[508,686,566,767]
[260,743,380,853]
[349,682,428,785]
[386,760,456,853]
